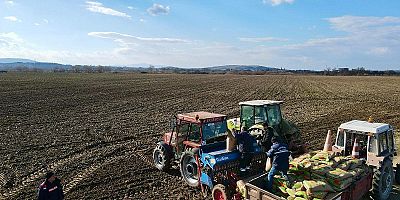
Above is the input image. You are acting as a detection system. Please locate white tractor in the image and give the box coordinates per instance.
[332,119,399,199]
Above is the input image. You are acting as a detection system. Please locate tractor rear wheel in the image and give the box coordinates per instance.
[371,159,394,200]
[212,184,228,200]
[180,149,199,187]
[153,141,172,171]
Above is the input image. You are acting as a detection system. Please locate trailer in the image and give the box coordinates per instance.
[244,171,373,200]
[232,119,397,200]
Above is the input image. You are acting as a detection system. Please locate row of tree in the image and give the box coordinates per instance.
[1,65,399,76]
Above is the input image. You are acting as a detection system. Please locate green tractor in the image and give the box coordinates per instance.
[227,100,305,155]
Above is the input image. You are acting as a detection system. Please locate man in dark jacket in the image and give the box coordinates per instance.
[261,122,274,152]
[38,171,64,200]
[266,136,290,191]
[235,126,256,172]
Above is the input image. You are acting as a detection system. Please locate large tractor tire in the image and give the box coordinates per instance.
[371,159,394,200]
[212,184,229,200]
[180,149,199,187]
[153,141,172,171]
[395,163,400,184]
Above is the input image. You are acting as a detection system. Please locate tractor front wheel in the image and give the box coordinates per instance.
[212,184,228,200]
[153,142,172,171]
[371,159,394,200]
[180,150,199,187]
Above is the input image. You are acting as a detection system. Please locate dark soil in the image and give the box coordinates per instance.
[0,73,399,199]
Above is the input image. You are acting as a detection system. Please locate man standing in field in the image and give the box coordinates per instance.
[38,171,64,200]
[266,136,290,192]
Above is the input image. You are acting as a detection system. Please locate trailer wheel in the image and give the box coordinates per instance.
[212,184,228,200]
[180,150,199,187]
[153,141,172,171]
[395,164,400,184]
[371,159,393,200]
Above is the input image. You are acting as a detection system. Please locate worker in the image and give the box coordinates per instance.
[266,136,290,192]
[38,171,64,200]
[261,122,274,152]
[236,125,256,172]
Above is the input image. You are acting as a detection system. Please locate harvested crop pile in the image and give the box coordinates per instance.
[274,151,372,200]
[0,73,399,199]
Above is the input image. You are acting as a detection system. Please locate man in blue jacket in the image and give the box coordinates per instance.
[266,136,290,191]
[235,126,256,172]
[38,171,64,200]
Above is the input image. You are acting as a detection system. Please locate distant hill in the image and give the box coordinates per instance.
[0,58,71,71]
[207,65,278,71]
[0,58,37,63]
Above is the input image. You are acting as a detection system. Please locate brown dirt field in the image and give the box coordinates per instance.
[0,73,399,199]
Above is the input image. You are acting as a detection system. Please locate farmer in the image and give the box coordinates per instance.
[261,122,274,152]
[236,125,256,172]
[38,171,64,200]
[266,136,290,191]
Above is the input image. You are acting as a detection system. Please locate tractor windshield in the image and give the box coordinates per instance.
[202,121,227,141]
[241,105,255,128]
[266,104,282,126]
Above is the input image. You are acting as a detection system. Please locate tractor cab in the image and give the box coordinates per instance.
[333,119,396,167]
[227,100,304,154]
[238,100,283,132]
[165,112,228,155]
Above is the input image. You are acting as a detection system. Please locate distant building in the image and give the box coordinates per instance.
[339,68,349,73]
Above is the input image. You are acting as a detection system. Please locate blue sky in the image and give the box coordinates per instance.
[0,0,399,70]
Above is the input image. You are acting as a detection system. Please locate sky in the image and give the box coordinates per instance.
[0,0,400,70]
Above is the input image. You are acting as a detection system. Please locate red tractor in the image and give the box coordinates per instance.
[153,111,265,199]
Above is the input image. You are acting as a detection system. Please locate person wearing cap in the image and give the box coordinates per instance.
[235,125,256,172]
[266,136,290,192]
[38,171,64,200]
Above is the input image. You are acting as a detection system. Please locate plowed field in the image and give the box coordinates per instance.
[0,73,399,199]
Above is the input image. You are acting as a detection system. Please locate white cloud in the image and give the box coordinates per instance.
[127,6,134,10]
[239,37,288,42]
[3,16,21,22]
[327,16,400,33]
[147,4,170,16]
[263,0,295,6]
[34,19,49,26]
[86,1,131,19]
[0,32,24,48]
[4,0,14,6]
[88,32,189,44]
[0,32,120,65]
[1,16,399,70]
[367,47,390,56]
[260,15,400,68]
